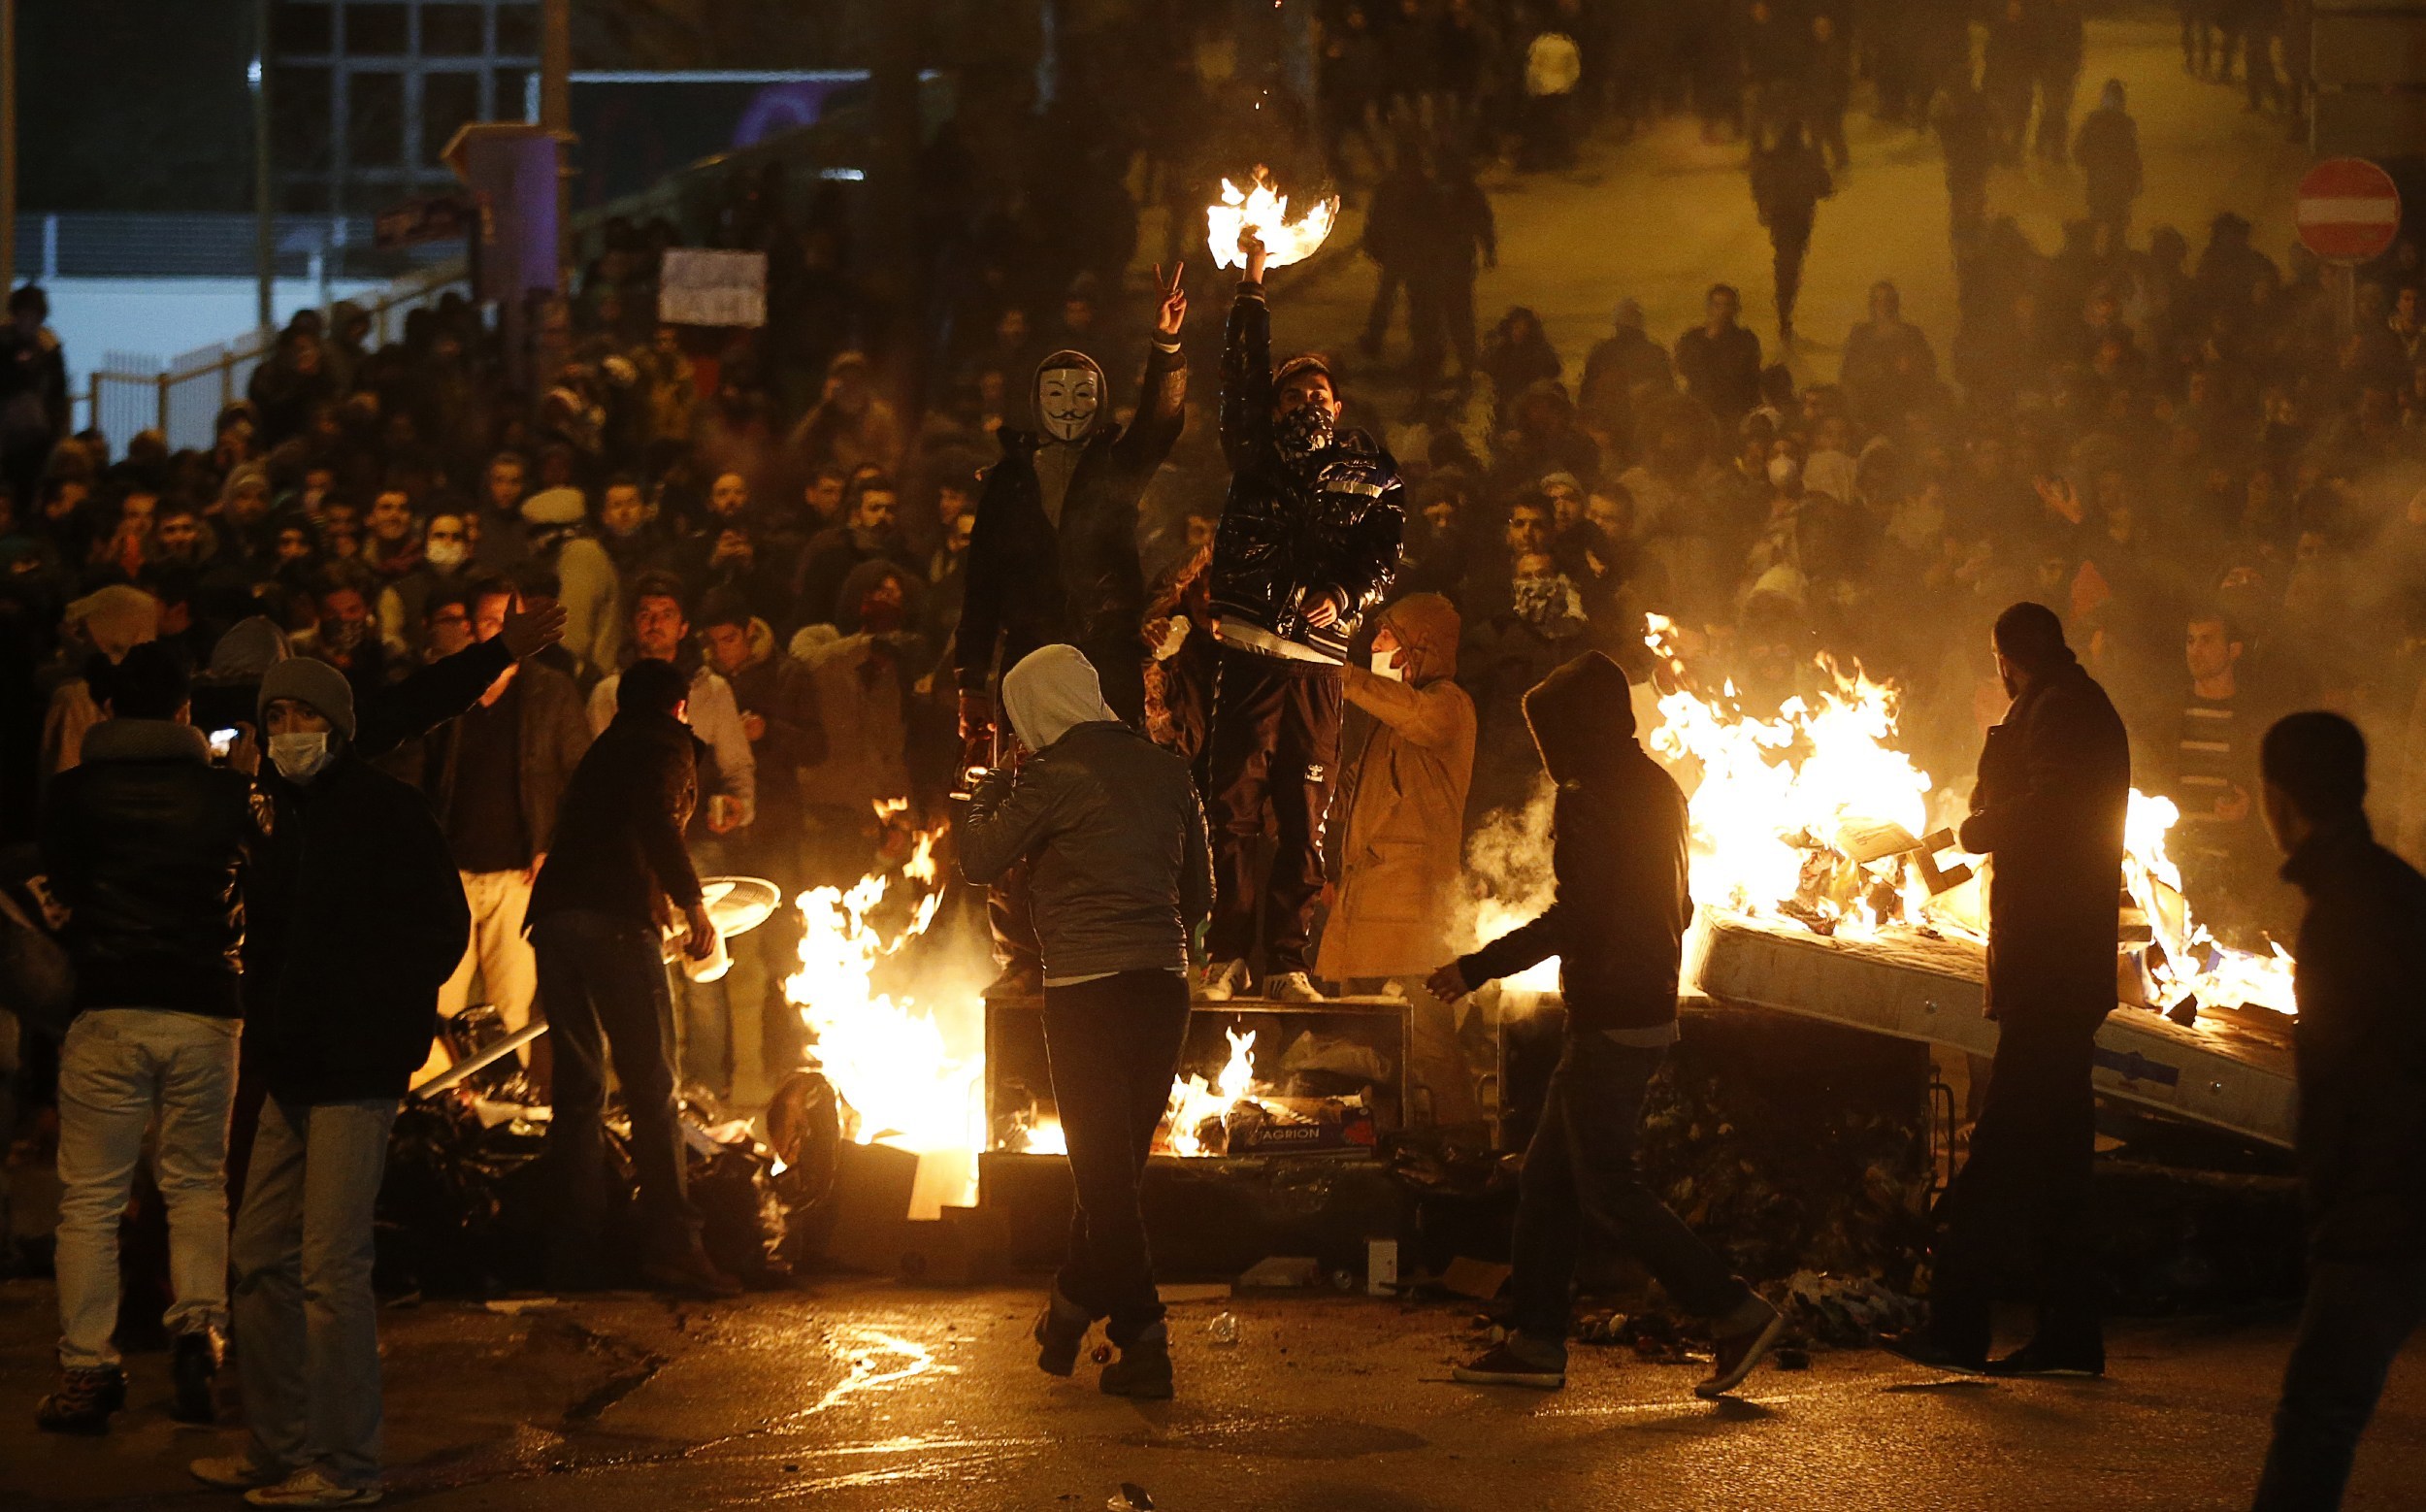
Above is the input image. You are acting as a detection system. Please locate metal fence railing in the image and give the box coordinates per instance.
[82,262,468,454]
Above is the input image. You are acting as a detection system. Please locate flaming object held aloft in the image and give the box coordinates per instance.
[1206,167,1339,270]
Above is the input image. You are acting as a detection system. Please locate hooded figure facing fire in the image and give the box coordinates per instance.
[1199,230,1405,1003]
[1429,651,1786,1397]
[1886,601,2131,1379]
[960,644,1214,1402]
[955,264,1190,998]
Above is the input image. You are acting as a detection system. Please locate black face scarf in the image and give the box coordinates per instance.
[1275,403,1336,467]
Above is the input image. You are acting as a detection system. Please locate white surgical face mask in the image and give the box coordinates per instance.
[269,731,332,781]
[1370,650,1404,681]
[424,537,468,569]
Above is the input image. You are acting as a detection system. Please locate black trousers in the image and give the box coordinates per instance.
[1205,648,1343,973]
[532,908,700,1269]
[2253,1258,2426,1511]
[1928,1009,2103,1356]
[1510,1034,1750,1351]
[1041,971,1192,1346]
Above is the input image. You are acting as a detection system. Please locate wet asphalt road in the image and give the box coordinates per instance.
[7,1277,2426,1511]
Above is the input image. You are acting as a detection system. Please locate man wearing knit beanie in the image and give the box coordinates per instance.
[198,641,467,1506]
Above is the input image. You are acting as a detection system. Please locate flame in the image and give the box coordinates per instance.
[1643,614,1936,935]
[1206,166,1339,270]
[1164,1029,1260,1158]
[783,837,979,1220]
[1610,613,2297,1022]
[2122,792,2298,1015]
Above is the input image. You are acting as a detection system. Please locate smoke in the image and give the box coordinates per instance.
[1457,776,1562,992]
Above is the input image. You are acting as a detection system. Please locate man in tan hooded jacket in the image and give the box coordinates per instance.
[1315,593,1480,1124]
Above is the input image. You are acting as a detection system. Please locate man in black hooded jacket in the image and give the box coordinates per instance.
[1888,601,2131,1378]
[1199,231,1404,1003]
[955,265,1189,996]
[1427,651,1784,1397]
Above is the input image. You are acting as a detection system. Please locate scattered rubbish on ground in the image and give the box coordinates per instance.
[1439,1257,1514,1300]
[1208,1312,1240,1345]
[1235,1255,1325,1289]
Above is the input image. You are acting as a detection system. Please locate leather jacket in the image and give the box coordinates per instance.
[38,719,256,1018]
[960,721,1213,978]
[1209,284,1405,664]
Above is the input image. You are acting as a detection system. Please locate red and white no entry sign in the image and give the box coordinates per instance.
[2297,157,2402,265]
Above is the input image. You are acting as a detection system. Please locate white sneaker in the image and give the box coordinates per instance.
[190,1457,286,1491]
[1266,971,1325,1002]
[1197,959,1250,1002]
[245,1468,384,1507]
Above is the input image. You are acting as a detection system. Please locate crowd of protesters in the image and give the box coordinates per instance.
[0,0,2421,1499]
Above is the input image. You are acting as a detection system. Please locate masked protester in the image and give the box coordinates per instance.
[1314,594,1480,1123]
[191,658,470,1507]
[960,645,1213,1402]
[1885,602,2131,1378]
[1197,231,1405,1003]
[956,263,1190,997]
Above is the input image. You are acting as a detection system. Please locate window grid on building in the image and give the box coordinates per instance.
[271,0,539,214]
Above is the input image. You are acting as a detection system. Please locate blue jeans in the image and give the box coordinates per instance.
[54,1008,241,1367]
[230,1096,398,1491]
[1509,1032,1750,1360]
[2252,1258,2426,1511]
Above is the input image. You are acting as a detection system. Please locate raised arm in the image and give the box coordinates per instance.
[1220,272,1275,473]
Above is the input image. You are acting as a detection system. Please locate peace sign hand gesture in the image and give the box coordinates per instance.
[1154,261,1189,339]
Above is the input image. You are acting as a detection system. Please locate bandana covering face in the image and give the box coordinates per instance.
[424,537,469,569]
[1275,402,1335,465]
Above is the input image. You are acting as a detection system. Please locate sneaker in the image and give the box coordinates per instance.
[245,1468,384,1507]
[1033,1288,1090,1378]
[35,1365,126,1434]
[1878,1328,1987,1376]
[1696,1298,1786,1398]
[1196,959,1250,1003]
[192,1457,290,1491]
[1454,1340,1564,1389]
[639,1248,744,1299]
[1265,971,1325,1002]
[172,1327,225,1425]
[1984,1337,2106,1379]
[1098,1323,1174,1399]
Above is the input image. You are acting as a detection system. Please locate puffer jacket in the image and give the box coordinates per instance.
[1317,594,1476,981]
[38,719,256,1018]
[956,340,1185,711]
[960,720,1213,979]
[1208,283,1405,664]
[1456,652,1694,1034]
[1958,656,2130,1025]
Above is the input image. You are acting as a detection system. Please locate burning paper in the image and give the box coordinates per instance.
[1627,613,2297,1021]
[1206,167,1339,270]
[783,824,982,1220]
